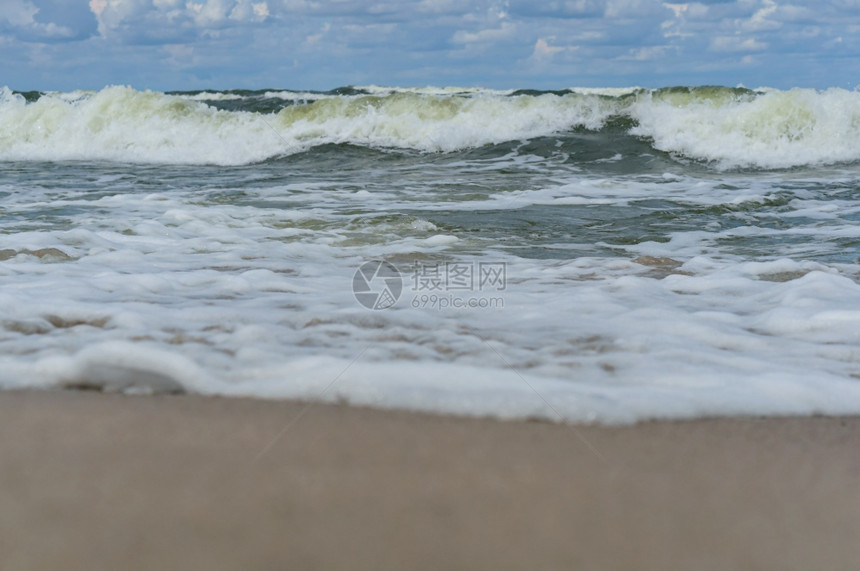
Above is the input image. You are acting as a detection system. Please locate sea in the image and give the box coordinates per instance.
[2,83,860,423]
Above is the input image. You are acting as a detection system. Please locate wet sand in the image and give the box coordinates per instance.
[1,389,858,570]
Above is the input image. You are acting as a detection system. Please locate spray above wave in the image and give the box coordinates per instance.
[2,85,860,168]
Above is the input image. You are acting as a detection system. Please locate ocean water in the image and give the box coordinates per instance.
[2,84,860,423]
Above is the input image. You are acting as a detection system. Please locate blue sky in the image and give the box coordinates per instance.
[1,0,859,91]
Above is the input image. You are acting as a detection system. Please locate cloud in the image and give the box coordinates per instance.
[740,0,780,31]
[185,0,270,26]
[604,0,664,19]
[710,35,767,51]
[0,0,858,91]
[417,0,473,14]
[508,1,605,19]
[531,36,578,63]
[89,0,270,41]
[0,1,38,28]
[0,0,96,42]
[623,44,679,60]
[452,21,515,44]
[304,21,330,45]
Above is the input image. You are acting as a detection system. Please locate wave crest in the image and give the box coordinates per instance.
[631,87,860,169]
[2,85,860,168]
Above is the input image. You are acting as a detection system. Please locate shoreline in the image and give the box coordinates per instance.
[1,389,859,569]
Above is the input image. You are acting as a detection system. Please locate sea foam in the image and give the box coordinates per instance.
[2,84,860,424]
[3,85,860,168]
[630,87,860,169]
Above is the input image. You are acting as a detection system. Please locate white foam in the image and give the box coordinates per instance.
[630,88,860,169]
[273,90,615,153]
[357,85,517,97]
[3,227,860,423]
[0,86,291,164]
[3,85,860,168]
[3,85,860,424]
[0,85,620,165]
[261,90,334,102]
[176,92,245,101]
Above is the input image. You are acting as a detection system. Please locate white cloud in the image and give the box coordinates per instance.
[661,2,711,39]
[661,3,693,38]
[450,2,516,46]
[508,0,604,18]
[571,30,604,41]
[710,35,768,51]
[278,0,318,10]
[89,0,269,40]
[741,0,780,31]
[0,1,38,27]
[663,2,687,19]
[532,37,563,60]
[452,21,515,44]
[530,36,578,64]
[0,0,83,41]
[624,44,678,60]
[605,0,664,18]
[186,0,227,26]
[89,0,147,37]
[0,0,857,91]
[417,0,468,14]
[305,21,330,44]
[184,0,268,25]
[825,35,843,47]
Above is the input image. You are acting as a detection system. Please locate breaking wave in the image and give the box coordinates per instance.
[2,84,860,168]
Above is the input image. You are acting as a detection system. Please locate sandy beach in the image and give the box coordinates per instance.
[0,389,858,570]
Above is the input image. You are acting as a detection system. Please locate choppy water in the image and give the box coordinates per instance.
[2,85,860,423]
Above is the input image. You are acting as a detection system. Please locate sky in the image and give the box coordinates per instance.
[1,0,859,91]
